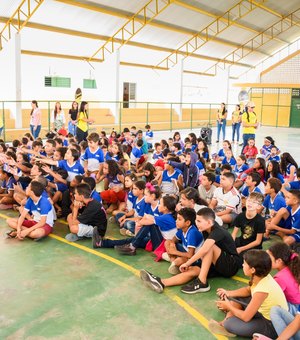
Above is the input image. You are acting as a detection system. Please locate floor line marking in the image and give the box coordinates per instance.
[0,212,227,340]
[1,214,247,284]
[1,211,246,339]
[48,233,227,340]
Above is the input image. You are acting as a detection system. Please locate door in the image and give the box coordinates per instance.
[290,88,300,128]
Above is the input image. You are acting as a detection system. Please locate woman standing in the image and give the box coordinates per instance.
[241,101,258,151]
[231,104,242,143]
[30,100,42,139]
[51,102,65,131]
[68,101,78,136]
[216,102,227,143]
[76,101,94,143]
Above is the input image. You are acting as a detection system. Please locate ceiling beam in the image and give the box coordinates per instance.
[0,0,44,51]
[252,0,300,29]
[21,49,219,76]
[53,0,270,57]
[0,17,253,69]
[174,0,288,45]
[156,0,259,69]
[21,49,103,62]
[89,0,173,61]
[205,7,300,74]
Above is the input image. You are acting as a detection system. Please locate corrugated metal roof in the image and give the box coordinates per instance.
[0,0,300,79]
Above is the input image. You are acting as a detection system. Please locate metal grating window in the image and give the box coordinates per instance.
[83,79,97,89]
[44,76,71,88]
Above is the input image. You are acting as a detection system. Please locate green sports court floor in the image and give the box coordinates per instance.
[0,208,275,340]
[1,125,298,339]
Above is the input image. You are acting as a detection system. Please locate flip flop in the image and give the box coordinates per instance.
[6,230,17,238]
[208,319,236,337]
[12,204,20,212]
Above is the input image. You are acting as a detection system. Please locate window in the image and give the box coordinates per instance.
[45,76,71,88]
[83,79,97,89]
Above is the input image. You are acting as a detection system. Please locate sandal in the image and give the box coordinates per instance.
[12,204,20,212]
[6,230,17,238]
[208,319,236,337]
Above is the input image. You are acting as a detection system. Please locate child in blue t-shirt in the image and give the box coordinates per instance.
[266,146,280,162]
[130,139,144,170]
[233,155,249,178]
[6,181,54,240]
[164,207,203,275]
[215,140,231,161]
[241,172,261,208]
[263,178,287,220]
[221,149,236,168]
[173,142,182,156]
[114,195,177,256]
[266,190,300,245]
[260,136,276,158]
[118,180,146,237]
[40,148,84,182]
[145,124,154,150]
[152,143,163,160]
[112,173,137,223]
[82,132,104,176]
[0,166,16,209]
[282,168,300,192]
[158,156,183,196]
[96,191,177,257]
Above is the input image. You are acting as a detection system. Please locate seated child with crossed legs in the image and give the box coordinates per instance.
[164,207,203,275]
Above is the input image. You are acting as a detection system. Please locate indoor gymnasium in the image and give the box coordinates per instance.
[1,1,300,339]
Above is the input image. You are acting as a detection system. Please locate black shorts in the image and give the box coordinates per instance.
[212,251,242,278]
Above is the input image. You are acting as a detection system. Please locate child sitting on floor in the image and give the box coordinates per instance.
[6,181,54,241]
[66,183,107,242]
[164,207,203,275]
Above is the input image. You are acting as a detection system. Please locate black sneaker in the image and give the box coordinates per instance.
[140,269,164,293]
[114,244,136,255]
[181,278,210,294]
[92,226,102,249]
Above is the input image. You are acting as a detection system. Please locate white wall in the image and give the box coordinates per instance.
[0,46,241,111]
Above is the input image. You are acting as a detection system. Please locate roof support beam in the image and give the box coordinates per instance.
[0,17,253,69]
[174,0,288,45]
[205,7,300,74]
[156,0,258,69]
[89,0,173,61]
[0,0,44,51]
[54,0,270,57]
[21,49,218,76]
[252,0,300,29]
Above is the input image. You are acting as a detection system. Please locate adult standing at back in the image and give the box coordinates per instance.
[51,102,65,132]
[216,102,227,143]
[76,101,94,143]
[68,101,78,136]
[30,100,42,139]
[231,104,242,144]
[241,101,259,151]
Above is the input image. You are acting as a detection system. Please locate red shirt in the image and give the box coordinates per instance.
[243,145,258,159]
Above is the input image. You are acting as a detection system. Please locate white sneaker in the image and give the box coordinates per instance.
[161,252,171,262]
[168,262,180,275]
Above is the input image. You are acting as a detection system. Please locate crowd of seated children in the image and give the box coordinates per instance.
[2,123,300,340]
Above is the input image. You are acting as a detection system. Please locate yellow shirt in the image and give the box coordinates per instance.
[77,111,88,132]
[217,109,227,120]
[232,110,241,124]
[251,274,288,320]
[242,111,257,134]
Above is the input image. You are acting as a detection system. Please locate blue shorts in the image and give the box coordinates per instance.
[290,232,300,242]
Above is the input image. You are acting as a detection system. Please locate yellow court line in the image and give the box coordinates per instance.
[1,211,246,339]
[48,233,227,340]
[1,211,227,340]
[232,275,248,284]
